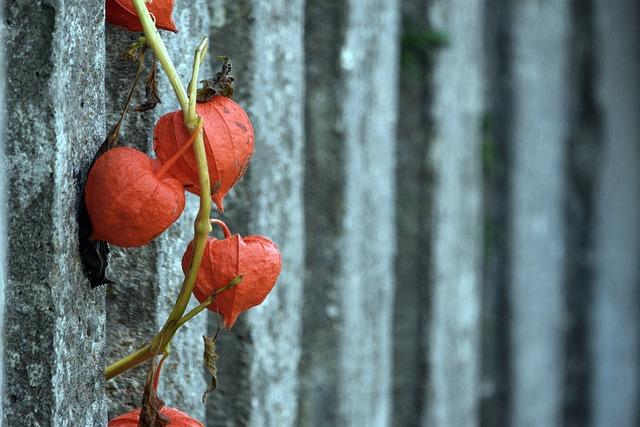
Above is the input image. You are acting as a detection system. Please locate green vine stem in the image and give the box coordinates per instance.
[175,275,243,330]
[105,0,213,381]
[131,1,188,111]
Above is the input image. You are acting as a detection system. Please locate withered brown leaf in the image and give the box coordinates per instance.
[135,55,162,112]
[197,56,234,102]
[202,334,219,403]
[139,358,170,427]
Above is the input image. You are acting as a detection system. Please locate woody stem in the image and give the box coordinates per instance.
[105,1,211,381]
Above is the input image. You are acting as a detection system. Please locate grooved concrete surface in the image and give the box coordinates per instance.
[2,1,639,427]
[205,1,306,426]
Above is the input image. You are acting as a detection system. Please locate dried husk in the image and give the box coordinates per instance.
[153,96,254,212]
[182,222,281,328]
[106,0,178,33]
[84,147,185,248]
[108,407,203,427]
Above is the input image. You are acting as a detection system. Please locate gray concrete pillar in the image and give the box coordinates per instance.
[591,1,640,426]
[297,0,399,426]
[425,1,484,426]
[205,1,305,426]
[104,0,211,420]
[0,1,107,425]
[509,2,571,426]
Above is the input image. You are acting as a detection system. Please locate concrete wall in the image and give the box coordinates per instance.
[1,1,107,425]
[205,1,306,426]
[1,0,640,426]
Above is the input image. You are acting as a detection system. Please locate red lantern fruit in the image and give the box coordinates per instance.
[182,220,281,328]
[106,0,178,33]
[108,407,203,426]
[84,147,185,248]
[154,96,254,212]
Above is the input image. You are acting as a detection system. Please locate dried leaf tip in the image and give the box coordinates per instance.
[197,57,234,102]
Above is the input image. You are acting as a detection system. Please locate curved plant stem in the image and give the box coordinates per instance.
[153,37,211,344]
[130,0,188,110]
[105,0,213,381]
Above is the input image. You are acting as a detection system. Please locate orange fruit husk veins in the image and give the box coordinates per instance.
[182,220,281,328]
[153,96,254,212]
[106,0,178,33]
[84,147,185,248]
[108,407,203,426]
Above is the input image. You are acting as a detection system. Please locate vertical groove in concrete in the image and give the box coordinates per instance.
[480,1,512,426]
[298,0,346,425]
[426,1,484,426]
[509,2,570,427]
[2,0,107,425]
[591,1,640,426]
[206,1,305,426]
[563,1,599,425]
[392,0,430,426]
[105,0,210,420]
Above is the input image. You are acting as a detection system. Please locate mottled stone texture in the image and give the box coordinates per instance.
[1,0,107,425]
[509,2,570,427]
[104,0,211,420]
[591,1,640,426]
[426,1,484,426]
[206,1,305,426]
[336,3,399,424]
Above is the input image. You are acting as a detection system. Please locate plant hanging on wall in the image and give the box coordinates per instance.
[81,0,283,424]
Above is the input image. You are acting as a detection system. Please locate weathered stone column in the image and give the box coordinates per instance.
[425,1,484,426]
[0,1,107,425]
[509,2,570,426]
[297,0,399,426]
[591,1,640,426]
[205,1,306,426]
[104,0,211,420]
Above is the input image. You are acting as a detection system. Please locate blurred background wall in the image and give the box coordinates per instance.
[1,0,639,426]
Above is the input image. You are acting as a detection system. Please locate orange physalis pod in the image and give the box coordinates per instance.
[182,219,281,328]
[153,96,254,212]
[108,407,203,426]
[106,0,178,33]
[84,147,185,248]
